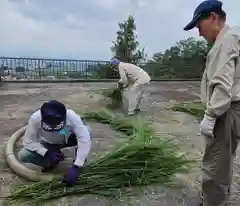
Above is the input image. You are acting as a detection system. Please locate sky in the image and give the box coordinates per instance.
[0,0,239,60]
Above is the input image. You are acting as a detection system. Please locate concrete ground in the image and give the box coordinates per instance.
[0,81,239,205]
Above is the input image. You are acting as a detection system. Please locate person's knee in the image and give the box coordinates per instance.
[18,148,29,161]
[18,148,39,163]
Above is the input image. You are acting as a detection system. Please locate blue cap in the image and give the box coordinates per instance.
[183,0,223,31]
[109,58,120,65]
[40,100,66,131]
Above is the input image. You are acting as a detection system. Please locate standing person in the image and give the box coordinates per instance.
[18,100,92,187]
[109,59,151,115]
[183,0,240,205]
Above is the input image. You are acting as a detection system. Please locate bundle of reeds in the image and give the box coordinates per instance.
[171,101,206,119]
[101,87,123,106]
[84,108,152,136]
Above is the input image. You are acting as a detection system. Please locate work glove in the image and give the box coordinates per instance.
[62,165,80,187]
[200,114,216,138]
[45,150,64,166]
[118,81,125,89]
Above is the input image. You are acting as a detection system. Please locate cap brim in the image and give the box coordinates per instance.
[183,13,201,31]
[41,120,66,132]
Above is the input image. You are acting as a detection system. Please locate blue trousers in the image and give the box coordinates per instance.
[19,125,91,168]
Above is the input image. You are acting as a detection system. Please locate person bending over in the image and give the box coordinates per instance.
[109,59,151,115]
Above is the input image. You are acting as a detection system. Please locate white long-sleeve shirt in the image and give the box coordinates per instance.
[118,62,151,87]
[22,109,91,167]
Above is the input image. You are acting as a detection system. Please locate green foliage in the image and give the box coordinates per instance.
[171,101,206,119]
[144,38,212,78]
[111,15,145,64]
[101,87,123,107]
[101,14,212,79]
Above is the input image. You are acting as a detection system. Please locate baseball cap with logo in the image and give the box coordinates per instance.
[40,100,67,132]
[183,0,223,31]
[109,58,120,65]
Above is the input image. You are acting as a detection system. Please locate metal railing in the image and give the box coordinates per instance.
[0,56,204,81]
[0,57,111,80]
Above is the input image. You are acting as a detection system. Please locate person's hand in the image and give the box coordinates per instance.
[45,150,64,166]
[118,82,124,89]
[62,165,80,187]
[200,114,216,138]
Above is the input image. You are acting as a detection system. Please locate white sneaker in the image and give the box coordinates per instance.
[127,111,135,115]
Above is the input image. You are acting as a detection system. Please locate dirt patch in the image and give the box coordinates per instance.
[150,90,199,102]
[0,82,240,205]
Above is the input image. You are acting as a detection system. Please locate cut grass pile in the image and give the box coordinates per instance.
[84,108,153,137]
[7,108,193,205]
[101,87,123,107]
[171,101,206,119]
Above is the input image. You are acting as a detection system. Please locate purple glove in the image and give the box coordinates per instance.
[45,150,64,166]
[62,165,80,187]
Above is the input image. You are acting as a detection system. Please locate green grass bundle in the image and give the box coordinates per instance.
[7,109,193,205]
[171,101,206,119]
[101,87,123,106]
[84,108,153,137]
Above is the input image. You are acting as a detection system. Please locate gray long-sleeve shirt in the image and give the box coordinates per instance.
[22,109,91,167]
[201,25,240,118]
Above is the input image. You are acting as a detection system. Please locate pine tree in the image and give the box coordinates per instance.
[111,15,145,64]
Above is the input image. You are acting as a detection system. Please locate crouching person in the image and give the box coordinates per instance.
[109,59,151,115]
[18,100,91,187]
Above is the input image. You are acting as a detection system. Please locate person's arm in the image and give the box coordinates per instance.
[22,113,47,156]
[69,110,91,167]
[118,64,128,85]
[206,36,239,118]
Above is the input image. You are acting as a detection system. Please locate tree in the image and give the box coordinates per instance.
[152,52,164,63]
[144,37,211,78]
[111,15,145,64]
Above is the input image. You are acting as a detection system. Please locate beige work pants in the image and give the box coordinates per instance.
[123,81,149,114]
